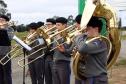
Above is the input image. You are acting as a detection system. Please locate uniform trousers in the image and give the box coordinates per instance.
[28,58,44,84]
[0,60,12,84]
[52,60,71,84]
[45,59,53,84]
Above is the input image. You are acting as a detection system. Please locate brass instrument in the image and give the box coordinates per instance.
[38,25,57,37]
[93,0,121,69]
[0,25,49,66]
[18,38,68,67]
[45,25,56,34]
[17,24,58,67]
[17,0,120,71]
[17,23,78,67]
[73,36,112,79]
[72,0,121,80]
[39,25,48,31]
[25,25,57,44]
[17,29,48,67]
[18,45,47,67]
[49,24,76,38]
[0,35,32,65]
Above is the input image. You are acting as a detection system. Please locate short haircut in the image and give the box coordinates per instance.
[27,22,38,30]
[75,14,82,24]
[56,17,67,24]
[0,15,10,21]
[46,18,56,24]
[37,21,44,28]
[87,16,103,32]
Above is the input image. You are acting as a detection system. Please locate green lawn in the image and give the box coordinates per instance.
[11,32,28,57]
[12,31,28,45]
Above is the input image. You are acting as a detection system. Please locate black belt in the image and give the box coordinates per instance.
[53,60,70,64]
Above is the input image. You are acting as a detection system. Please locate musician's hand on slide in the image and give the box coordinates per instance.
[57,44,65,52]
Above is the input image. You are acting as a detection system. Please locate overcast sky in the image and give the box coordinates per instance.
[4,0,78,24]
[4,0,126,26]
[107,0,126,27]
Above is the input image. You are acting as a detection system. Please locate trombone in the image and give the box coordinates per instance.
[18,36,68,67]
[17,44,50,67]
[18,23,87,68]
[0,25,57,66]
[16,25,56,67]
[38,25,57,35]
[0,35,32,65]
[17,23,82,67]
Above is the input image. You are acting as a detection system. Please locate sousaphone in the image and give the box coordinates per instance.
[73,0,121,80]
[73,36,112,79]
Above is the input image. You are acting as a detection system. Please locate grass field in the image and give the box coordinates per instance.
[11,32,28,58]
[12,31,28,45]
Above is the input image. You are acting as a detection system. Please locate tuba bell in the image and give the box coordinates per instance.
[93,0,121,69]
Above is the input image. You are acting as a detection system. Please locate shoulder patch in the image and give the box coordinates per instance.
[92,40,101,46]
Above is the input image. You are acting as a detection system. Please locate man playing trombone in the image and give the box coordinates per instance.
[26,22,46,84]
[0,15,14,84]
[52,17,71,84]
[58,16,108,84]
[44,18,56,84]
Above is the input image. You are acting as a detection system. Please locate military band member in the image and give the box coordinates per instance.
[26,22,46,84]
[58,16,108,84]
[74,14,84,84]
[37,21,44,28]
[46,18,56,35]
[52,17,71,84]
[44,18,56,84]
[0,15,14,84]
